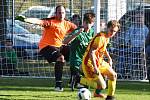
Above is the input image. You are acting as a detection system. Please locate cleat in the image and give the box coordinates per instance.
[54,87,64,92]
[76,83,85,88]
[106,96,116,100]
[94,92,107,98]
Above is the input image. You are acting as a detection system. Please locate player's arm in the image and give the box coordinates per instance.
[15,15,47,27]
[24,18,43,25]
[104,49,112,67]
[89,47,99,75]
[63,27,84,45]
[89,47,106,89]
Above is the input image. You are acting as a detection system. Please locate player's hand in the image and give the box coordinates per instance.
[41,21,51,28]
[76,26,84,35]
[79,26,84,32]
[15,15,26,22]
[109,59,113,67]
[94,67,99,75]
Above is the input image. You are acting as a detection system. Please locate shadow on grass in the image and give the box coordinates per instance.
[0,94,74,99]
[0,77,72,92]
[0,98,10,100]
[116,81,150,93]
[0,77,150,93]
[0,77,69,87]
[0,87,51,92]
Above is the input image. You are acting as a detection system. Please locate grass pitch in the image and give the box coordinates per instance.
[0,78,149,100]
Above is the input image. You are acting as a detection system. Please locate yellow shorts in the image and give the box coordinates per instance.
[82,60,110,81]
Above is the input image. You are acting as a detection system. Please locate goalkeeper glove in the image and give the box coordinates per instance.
[15,15,26,22]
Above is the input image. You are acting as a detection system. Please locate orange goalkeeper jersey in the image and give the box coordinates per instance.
[38,17,77,50]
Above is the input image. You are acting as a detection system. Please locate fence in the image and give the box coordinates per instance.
[0,0,149,81]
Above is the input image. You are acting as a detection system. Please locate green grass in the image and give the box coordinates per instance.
[0,78,150,100]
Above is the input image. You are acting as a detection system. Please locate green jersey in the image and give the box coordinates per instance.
[1,48,17,64]
[69,27,94,69]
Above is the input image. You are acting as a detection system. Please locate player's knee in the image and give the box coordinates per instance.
[57,55,65,62]
[101,83,107,89]
[97,81,106,89]
[115,73,117,79]
[112,73,117,81]
[109,72,117,81]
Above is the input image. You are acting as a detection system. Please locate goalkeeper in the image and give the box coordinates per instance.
[16,5,78,92]
[82,20,120,100]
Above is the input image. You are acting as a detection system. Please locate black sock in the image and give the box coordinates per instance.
[55,61,64,87]
[75,72,81,84]
[69,70,73,84]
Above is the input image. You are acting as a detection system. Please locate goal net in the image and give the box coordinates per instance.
[108,0,148,80]
[0,0,149,81]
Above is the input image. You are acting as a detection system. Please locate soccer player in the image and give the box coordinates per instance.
[0,39,18,75]
[64,12,95,89]
[16,5,78,91]
[70,14,82,27]
[82,20,120,100]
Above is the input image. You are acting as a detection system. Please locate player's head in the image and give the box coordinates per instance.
[5,39,12,45]
[71,14,81,26]
[107,20,120,37]
[55,5,66,21]
[83,12,95,24]
[83,12,95,28]
[4,39,13,49]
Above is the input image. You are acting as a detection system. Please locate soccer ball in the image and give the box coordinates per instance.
[77,88,91,100]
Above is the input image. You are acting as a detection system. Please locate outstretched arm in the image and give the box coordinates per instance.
[24,18,43,25]
[63,27,84,45]
[15,15,48,27]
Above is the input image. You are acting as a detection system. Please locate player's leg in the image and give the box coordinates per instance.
[106,70,117,100]
[68,66,73,87]
[94,74,107,98]
[81,62,106,98]
[39,46,64,91]
[101,61,117,100]
[55,54,65,91]
[70,66,77,91]
[74,64,83,88]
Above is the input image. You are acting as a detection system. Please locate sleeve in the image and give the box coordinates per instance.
[67,22,77,33]
[90,28,95,37]
[41,20,50,25]
[70,28,79,35]
[92,37,103,49]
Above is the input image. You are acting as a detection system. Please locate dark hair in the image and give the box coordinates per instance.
[55,5,66,13]
[83,12,95,23]
[71,14,81,26]
[107,20,120,29]
[5,39,12,43]
[71,14,81,20]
